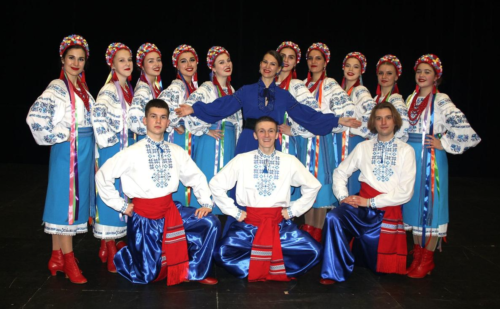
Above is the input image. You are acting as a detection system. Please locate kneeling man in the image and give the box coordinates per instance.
[320,102,416,285]
[210,116,322,282]
[96,99,220,286]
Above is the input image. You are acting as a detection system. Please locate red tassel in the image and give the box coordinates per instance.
[81,71,86,84]
[376,84,381,96]
[393,83,400,94]
[59,68,65,80]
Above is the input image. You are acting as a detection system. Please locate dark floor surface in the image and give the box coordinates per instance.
[1,163,499,309]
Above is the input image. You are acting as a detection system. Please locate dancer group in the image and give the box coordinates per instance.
[26,34,481,286]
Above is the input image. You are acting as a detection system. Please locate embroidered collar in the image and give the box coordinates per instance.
[257,148,276,159]
[376,136,396,147]
[258,78,276,112]
[146,135,167,152]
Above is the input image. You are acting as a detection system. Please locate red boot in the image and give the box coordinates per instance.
[408,248,435,278]
[63,252,87,284]
[48,249,64,276]
[116,240,126,251]
[299,224,315,237]
[98,239,107,263]
[406,244,423,274]
[106,241,118,273]
[312,228,322,243]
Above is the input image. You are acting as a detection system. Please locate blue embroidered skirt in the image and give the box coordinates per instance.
[43,127,95,234]
[190,122,236,215]
[403,133,449,236]
[166,125,190,206]
[296,134,337,208]
[214,218,322,278]
[114,203,221,284]
[94,131,135,239]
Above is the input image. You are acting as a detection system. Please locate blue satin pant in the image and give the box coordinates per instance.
[114,203,221,284]
[321,204,383,282]
[214,219,322,279]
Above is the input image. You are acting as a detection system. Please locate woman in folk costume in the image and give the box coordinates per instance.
[373,54,409,141]
[128,43,163,140]
[337,52,375,196]
[297,42,356,242]
[158,44,199,206]
[404,54,481,278]
[26,35,95,284]
[91,43,135,273]
[275,41,317,202]
[184,46,242,215]
[175,49,361,234]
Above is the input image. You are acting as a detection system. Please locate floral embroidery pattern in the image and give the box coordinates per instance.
[371,138,398,182]
[253,150,280,196]
[146,138,173,188]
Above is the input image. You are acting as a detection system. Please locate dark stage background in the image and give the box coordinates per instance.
[3,0,494,177]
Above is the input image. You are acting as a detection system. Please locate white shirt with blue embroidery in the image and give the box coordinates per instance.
[333,137,416,208]
[303,77,355,133]
[127,80,154,136]
[158,80,190,133]
[184,81,242,139]
[92,83,132,148]
[95,136,213,213]
[348,85,376,138]
[369,93,409,142]
[209,149,321,219]
[26,79,94,145]
[406,92,481,154]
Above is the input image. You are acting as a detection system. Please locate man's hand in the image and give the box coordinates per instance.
[282,208,290,220]
[175,104,194,117]
[237,210,247,222]
[340,195,368,208]
[123,203,134,217]
[195,207,212,219]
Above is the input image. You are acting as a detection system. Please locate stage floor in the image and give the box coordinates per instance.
[1,163,498,309]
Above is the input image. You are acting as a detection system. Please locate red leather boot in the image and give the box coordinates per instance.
[48,249,64,276]
[406,244,422,274]
[63,252,87,284]
[116,240,126,251]
[106,241,118,273]
[98,239,107,263]
[299,224,315,237]
[408,248,435,278]
[312,228,322,243]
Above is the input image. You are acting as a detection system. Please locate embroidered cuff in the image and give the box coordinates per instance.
[202,127,210,135]
[235,209,242,221]
[369,198,376,209]
[286,207,294,219]
[201,203,213,209]
[120,200,128,213]
[339,195,348,203]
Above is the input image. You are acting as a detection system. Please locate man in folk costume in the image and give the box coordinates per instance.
[95,99,220,285]
[320,102,416,285]
[210,116,322,282]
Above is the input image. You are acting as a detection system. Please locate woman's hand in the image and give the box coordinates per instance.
[195,207,212,219]
[207,129,223,140]
[174,125,185,134]
[175,104,194,117]
[426,135,444,150]
[339,117,362,128]
[279,124,292,136]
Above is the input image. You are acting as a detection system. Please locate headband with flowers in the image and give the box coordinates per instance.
[306,42,330,64]
[136,43,161,69]
[343,52,367,74]
[276,41,302,64]
[172,44,199,68]
[414,54,443,78]
[59,34,89,58]
[105,42,132,67]
[376,54,403,77]
[206,46,230,69]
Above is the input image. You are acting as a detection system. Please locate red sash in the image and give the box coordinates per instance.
[245,207,290,282]
[359,183,407,274]
[133,195,189,286]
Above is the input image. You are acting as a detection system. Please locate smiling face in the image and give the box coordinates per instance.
[61,46,86,79]
[377,63,398,88]
[143,51,162,80]
[279,47,297,74]
[307,49,326,74]
[343,57,361,82]
[415,63,438,90]
[253,120,278,154]
[212,53,232,78]
[177,51,197,80]
[112,49,133,80]
[260,53,281,79]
